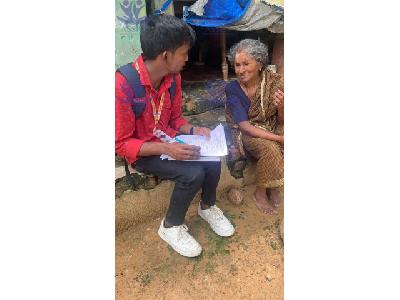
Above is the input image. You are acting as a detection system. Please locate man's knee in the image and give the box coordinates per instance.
[178,165,205,186]
[208,161,222,171]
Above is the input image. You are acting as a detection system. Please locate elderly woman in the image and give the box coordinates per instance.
[225,39,284,214]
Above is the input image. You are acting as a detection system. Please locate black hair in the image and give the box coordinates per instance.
[140,14,196,60]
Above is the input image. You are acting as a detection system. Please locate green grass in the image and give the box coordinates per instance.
[134,271,152,287]
[191,252,204,277]
[205,260,216,274]
[268,239,278,250]
[154,214,237,278]
[263,224,273,231]
[153,261,173,275]
[204,225,232,258]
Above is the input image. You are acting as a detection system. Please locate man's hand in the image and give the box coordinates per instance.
[193,126,211,139]
[273,90,284,109]
[165,143,201,160]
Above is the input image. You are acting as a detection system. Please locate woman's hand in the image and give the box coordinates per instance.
[193,126,211,139]
[273,90,284,109]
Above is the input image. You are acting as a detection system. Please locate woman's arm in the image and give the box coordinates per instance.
[238,121,284,144]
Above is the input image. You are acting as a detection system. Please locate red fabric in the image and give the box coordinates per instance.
[115,55,188,164]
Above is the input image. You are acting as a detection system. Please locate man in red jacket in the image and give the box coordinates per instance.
[115,14,234,257]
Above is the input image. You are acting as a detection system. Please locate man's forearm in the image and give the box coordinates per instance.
[138,142,169,157]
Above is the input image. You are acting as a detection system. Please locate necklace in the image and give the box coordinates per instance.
[240,82,258,98]
[241,72,267,120]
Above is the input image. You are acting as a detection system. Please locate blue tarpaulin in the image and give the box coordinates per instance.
[184,0,253,27]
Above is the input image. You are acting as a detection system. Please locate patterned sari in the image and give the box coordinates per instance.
[226,69,284,188]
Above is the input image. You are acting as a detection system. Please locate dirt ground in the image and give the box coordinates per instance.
[115,184,284,300]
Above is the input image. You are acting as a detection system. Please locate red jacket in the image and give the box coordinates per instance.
[115,55,188,164]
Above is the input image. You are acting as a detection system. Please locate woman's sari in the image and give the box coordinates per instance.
[226,69,284,188]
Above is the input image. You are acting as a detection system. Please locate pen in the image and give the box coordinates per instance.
[174,137,186,144]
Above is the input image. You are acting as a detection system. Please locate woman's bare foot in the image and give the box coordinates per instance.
[267,188,282,208]
[252,188,278,215]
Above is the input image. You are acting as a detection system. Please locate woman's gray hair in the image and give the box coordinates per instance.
[227,39,269,69]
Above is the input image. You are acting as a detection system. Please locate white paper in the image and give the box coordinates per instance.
[160,155,220,162]
[160,124,228,161]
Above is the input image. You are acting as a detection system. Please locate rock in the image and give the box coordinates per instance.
[228,188,243,205]
[266,274,273,282]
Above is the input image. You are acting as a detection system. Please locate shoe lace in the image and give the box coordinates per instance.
[209,206,224,222]
[177,224,190,242]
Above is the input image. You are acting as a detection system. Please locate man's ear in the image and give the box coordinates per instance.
[154,51,168,64]
[162,51,168,61]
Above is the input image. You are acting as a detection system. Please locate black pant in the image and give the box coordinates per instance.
[135,156,221,226]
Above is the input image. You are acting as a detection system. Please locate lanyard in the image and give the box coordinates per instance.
[134,62,166,133]
[150,92,165,133]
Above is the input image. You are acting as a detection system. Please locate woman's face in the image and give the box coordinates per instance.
[234,51,262,84]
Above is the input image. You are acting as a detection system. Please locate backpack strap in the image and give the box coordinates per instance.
[117,63,177,118]
[117,63,147,119]
[117,63,146,98]
[117,63,146,183]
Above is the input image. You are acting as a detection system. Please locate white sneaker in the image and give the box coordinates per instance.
[198,203,235,237]
[158,219,202,257]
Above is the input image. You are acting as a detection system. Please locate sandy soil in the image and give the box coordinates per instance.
[116,184,283,300]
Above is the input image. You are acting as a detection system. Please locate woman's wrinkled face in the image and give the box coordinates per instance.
[234,51,262,84]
